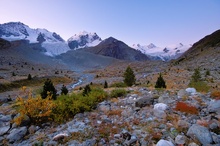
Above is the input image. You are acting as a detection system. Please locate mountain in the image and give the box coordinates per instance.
[174,29,220,70]
[68,31,102,50]
[84,37,150,61]
[132,43,191,61]
[0,22,70,56]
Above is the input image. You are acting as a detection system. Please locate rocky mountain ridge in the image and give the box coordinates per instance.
[132,43,191,61]
[83,37,150,61]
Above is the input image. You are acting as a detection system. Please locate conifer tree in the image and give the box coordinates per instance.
[123,66,136,86]
[192,68,201,82]
[82,84,91,96]
[41,78,57,100]
[27,74,32,80]
[61,85,68,95]
[155,73,166,88]
[104,80,108,88]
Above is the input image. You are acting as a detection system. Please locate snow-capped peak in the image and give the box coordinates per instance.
[0,22,70,56]
[67,31,102,50]
[0,22,65,43]
[132,42,191,61]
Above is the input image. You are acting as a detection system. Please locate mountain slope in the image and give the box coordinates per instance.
[84,37,150,61]
[68,31,102,50]
[174,29,220,70]
[0,22,70,56]
[132,43,191,61]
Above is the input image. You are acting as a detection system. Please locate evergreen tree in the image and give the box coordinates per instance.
[123,66,136,86]
[192,68,201,82]
[41,78,57,100]
[104,80,108,88]
[155,73,166,88]
[205,70,210,77]
[82,84,91,96]
[61,85,68,95]
[27,74,32,80]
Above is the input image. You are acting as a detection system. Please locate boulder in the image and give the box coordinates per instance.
[0,121,10,136]
[158,94,174,104]
[154,103,168,111]
[156,139,174,146]
[208,100,220,113]
[153,109,166,119]
[187,124,213,145]
[175,135,186,145]
[135,96,154,108]
[0,114,11,122]
[6,127,27,143]
[98,101,111,112]
[177,89,188,98]
[186,88,197,94]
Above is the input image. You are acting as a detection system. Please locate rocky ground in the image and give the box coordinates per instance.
[0,87,220,146]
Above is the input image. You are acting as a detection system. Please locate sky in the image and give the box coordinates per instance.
[0,0,220,47]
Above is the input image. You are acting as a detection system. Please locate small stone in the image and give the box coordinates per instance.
[188,142,199,146]
[175,135,186,144]
[114,134,121,139]
[53,133,68,141]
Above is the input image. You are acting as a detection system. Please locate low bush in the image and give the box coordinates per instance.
[53,87,108,123]
[14,92,55,125]
[188,81,210,93]
[110,89,127,98]
[110,82,127,88]
[211,90,220,100]
[174,101,198,114]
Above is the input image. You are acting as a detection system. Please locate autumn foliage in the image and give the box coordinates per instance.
[174,101,198,114]
[14,88,55,125]
[211,90,220,100]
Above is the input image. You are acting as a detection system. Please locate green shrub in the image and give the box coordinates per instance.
[110,89,127,98]
[110,82,127,88]
[53,87,107,123]
[188,81,210,92]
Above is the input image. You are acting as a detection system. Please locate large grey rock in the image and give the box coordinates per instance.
[187,124,213,145]
[6,126,27,143]
[175,135,186,145]
[158,94,174,104]
[135,96,153,108]
[98,101,111,112]
[208,100,220,113]
[156,139,174,146]
[0,114,12,122]
[177,89,188,98]
[153,109,166,119]
[0,121,10,136]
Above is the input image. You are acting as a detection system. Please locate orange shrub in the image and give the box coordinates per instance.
[174,102,198,114]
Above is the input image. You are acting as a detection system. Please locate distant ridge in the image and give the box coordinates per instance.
[84,37,150,61]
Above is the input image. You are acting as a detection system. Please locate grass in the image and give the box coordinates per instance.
[110,88,127,98]
[188,81,210,93]
[0,76,71,93]
[174,101,198,114]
